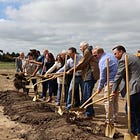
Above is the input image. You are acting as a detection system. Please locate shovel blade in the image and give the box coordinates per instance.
[32,95,38,102]
[105,124,115,138]
[124,133,138,140]
[58,106,63,116]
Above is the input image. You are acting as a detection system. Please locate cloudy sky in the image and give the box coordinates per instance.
[0,0,140,56]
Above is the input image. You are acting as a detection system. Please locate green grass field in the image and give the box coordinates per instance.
[0,61,15,69]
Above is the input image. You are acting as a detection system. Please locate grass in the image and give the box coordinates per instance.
[0,61,15,69]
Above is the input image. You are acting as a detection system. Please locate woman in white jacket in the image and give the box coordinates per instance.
[45,54,67,105]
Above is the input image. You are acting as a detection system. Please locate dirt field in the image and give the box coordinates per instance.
[0,69,128,140]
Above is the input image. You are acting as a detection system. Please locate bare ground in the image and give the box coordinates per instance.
[0,69,128,140]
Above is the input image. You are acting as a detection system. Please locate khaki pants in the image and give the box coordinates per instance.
[104,83,119,123]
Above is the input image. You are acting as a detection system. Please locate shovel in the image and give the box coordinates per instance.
[124,54,138,140]
[105,58,115,138]
[25,76,57,89]
[26,72,64,89]
[26,75,62,101]
[58,54,68,115]
[69,91,98,113]
[70,94,114,115]
[30,76,56,101]
[80,91,98,108]
[84,94,114,109]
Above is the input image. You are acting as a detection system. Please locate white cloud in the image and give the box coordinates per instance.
[0,0,140,56]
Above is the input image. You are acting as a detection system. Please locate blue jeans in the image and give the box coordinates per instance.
[129,92,140,135]
[56,84,67,104]
[82,78,97,117]
[66,76,83,109]
[42,78,48,97]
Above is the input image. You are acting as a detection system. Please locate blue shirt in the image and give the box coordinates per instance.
[37,55,45,74]
[98,53,118,90]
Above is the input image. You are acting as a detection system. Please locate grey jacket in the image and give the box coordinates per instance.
[112,52,140,96]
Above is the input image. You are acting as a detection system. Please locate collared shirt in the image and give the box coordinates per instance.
[98,53,118,90]
[57,54,82,76]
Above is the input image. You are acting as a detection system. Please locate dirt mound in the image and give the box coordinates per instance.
[0,90,123,140]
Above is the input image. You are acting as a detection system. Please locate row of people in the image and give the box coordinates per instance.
[15,43,140,136]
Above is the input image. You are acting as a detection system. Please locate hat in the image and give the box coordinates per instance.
[30,49,36,53]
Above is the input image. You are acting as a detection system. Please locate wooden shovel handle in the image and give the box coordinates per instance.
[60,54,67,103]
[84,94,114,109]
[106,58,111,121]
[125,54,131,132]
[80,91,98,108]
[32,74,62,87]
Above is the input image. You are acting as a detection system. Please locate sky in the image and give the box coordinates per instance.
[0,0,140,56]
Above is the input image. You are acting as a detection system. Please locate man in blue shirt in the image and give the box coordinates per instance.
[92,47,118,124]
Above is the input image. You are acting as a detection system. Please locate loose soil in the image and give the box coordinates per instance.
[0,69,128,140]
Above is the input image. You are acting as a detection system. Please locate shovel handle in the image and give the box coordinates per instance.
[60,54,68,103]
[32,74,62,88]
[84,94,114,109]
[125,54,131,132]
[106,58,111,121]
[80,91,98,108]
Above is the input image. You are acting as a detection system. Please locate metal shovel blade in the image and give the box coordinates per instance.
[32,95,37,102]
[57,106,64,116]
[124,133,138,140]
[105,124,115,138]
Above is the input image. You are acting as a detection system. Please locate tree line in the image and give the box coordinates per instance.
[0,50,19,62]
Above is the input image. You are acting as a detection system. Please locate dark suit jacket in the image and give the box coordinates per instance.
[112,53,140,96]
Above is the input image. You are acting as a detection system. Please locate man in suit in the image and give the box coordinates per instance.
[112,45,140,136]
